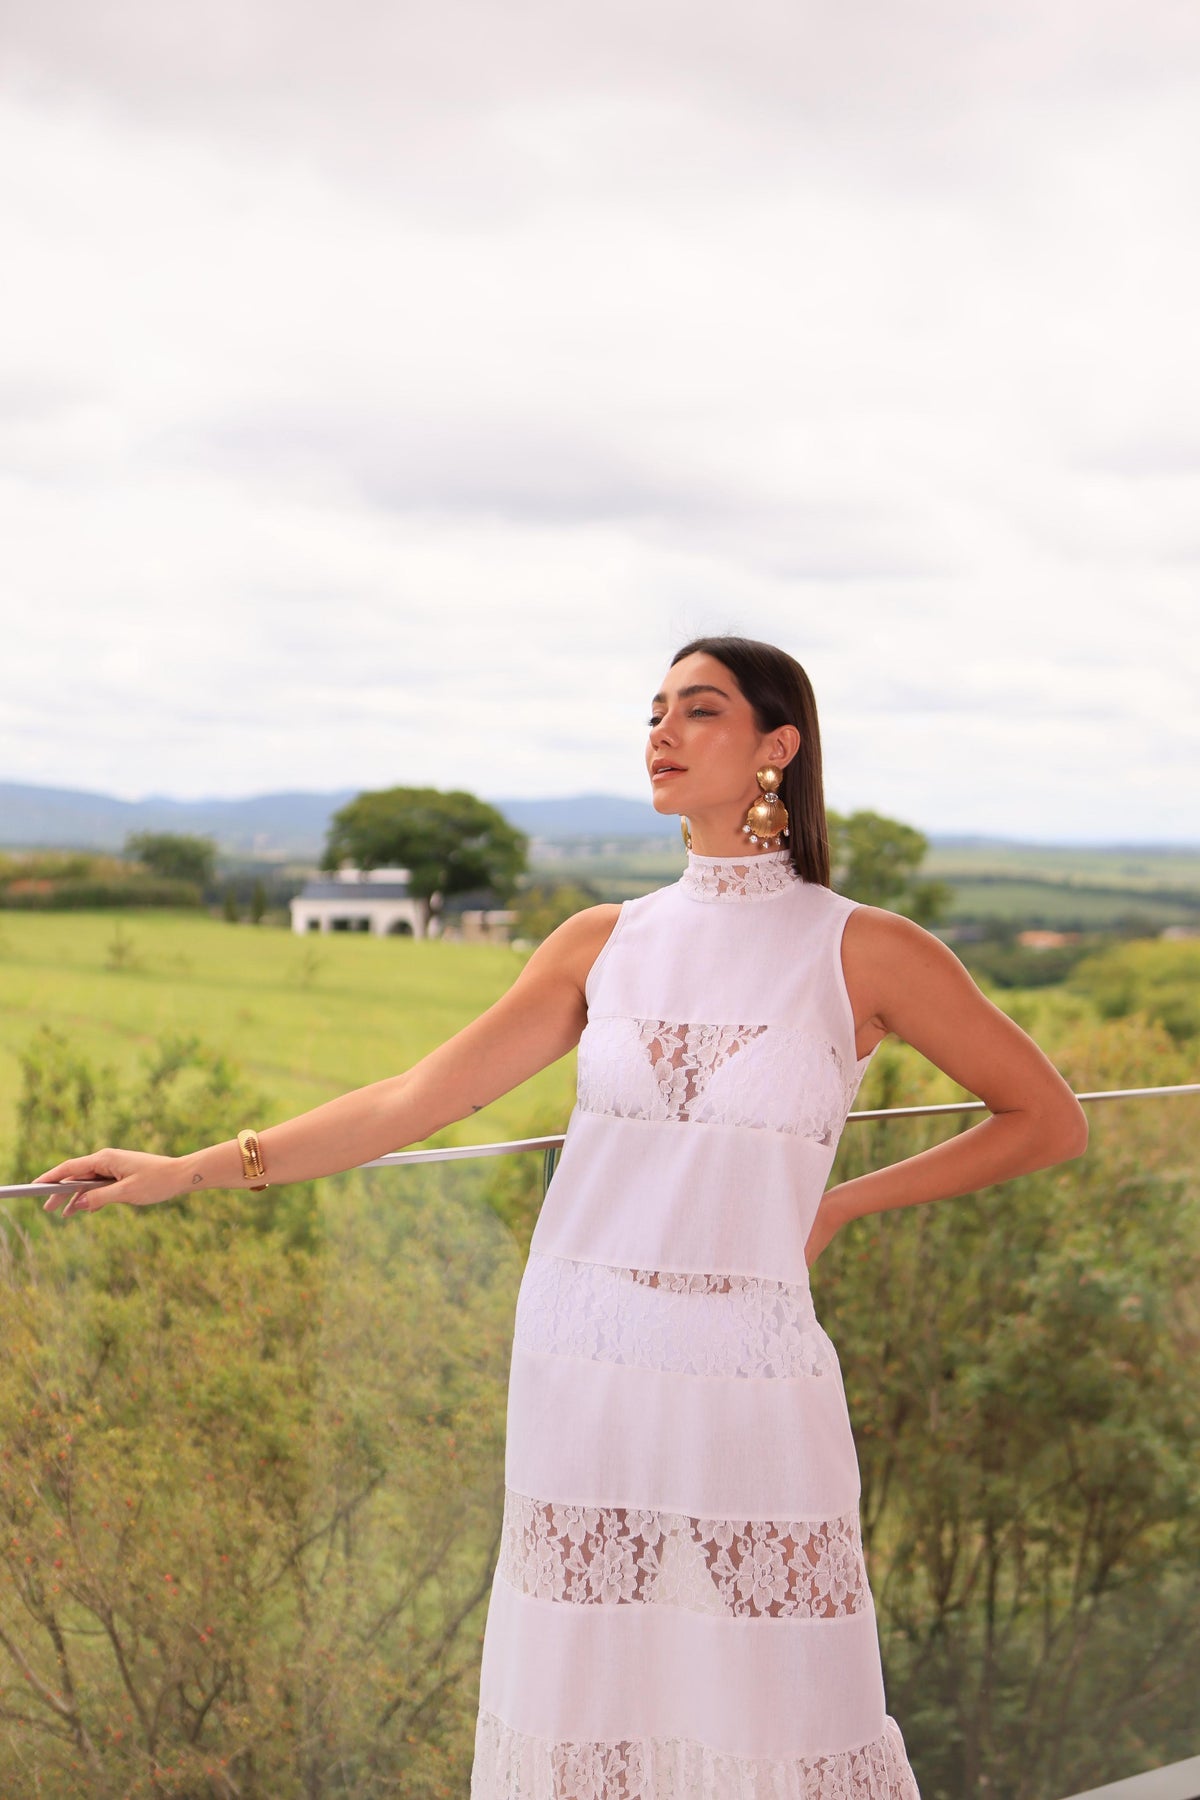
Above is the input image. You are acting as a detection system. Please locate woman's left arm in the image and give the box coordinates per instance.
[805,906,1089,1266]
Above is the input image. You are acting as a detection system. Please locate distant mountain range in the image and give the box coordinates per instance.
[0,781,674,859]
[2,780,1192,862]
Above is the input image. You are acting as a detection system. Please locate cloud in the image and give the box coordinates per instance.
[0,0,1197,839]
[7,0,1198,184]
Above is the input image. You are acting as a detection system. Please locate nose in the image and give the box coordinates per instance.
[648,707,677,747]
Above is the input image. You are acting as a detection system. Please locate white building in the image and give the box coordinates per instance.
[289,867,433,938]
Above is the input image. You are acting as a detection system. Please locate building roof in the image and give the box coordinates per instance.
[293,881,415,903]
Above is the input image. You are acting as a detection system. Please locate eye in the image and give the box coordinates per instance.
[647,705,718,725]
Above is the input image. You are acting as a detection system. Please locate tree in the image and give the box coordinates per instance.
[1069,938,1200,1044]
[512,879,601,943]
[829,809,950,924]
[2,1031,517,1798]
[817,1014,1199,1798]
[0,853,202,911]
[321,787,528,903]
[124,831,216,890]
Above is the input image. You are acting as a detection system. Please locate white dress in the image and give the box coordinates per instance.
[470,848,921,1799]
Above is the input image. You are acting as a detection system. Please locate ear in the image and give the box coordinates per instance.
[766,724,801,768]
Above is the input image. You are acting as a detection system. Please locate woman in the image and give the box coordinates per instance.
[39,636,1088,1798]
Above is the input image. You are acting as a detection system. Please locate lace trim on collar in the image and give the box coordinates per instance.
[679,849,801,901]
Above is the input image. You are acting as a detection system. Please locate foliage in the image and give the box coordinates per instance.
[475,1109,565,1259]
[828,810,950,923]
[13,1029,319,1255]
[938,877,1200,933]
[921,843,1200,934]
[0,1036,522,1798]
[511,879,602,943]
[0,852,201,911]
[2,915,1197,1796]
[104,924,140,973]
[955,936,1092,989]
[322,788,528,904]
[0,912,577,1168]
[210,868,305,926]
[124,834,217,890]
[821,1018,1200,1799]
[1068,938,1200,1044]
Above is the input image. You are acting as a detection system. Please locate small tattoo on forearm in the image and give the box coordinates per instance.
[471,1103,483,1113]
[191,1173,204,1186]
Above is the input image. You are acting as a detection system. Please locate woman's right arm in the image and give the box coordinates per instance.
[38,903,622,1217]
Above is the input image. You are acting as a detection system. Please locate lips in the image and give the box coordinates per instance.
[651,760,687,778]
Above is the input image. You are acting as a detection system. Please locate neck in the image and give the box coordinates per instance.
[684,813,784,857]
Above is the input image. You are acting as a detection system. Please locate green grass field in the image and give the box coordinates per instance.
[534,841,1200,925]
[921,843,1200,928]
[919,842,1200,891]
[935,878,1200,929]
[0,912,578,1176]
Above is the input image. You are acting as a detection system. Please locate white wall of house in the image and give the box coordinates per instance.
[288,867,430,937]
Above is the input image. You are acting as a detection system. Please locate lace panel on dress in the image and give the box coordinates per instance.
[499,1491,867,1620]
[472,1709,921,1800]
[514,1254,836,1381]
[577,1018,852,1144]
[678,850,800,902]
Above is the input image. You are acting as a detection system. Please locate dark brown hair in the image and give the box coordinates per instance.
[670,635,830,887]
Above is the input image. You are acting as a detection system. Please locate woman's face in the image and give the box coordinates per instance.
[645,651,797,828]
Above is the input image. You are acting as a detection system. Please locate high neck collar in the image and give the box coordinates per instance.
[679,847,802,901]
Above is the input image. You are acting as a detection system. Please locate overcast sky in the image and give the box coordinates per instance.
[2,0,1197,842]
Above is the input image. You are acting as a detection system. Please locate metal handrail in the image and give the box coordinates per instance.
[3,1082,1197,1201]
[361,1081,1200,1164]
[3,1090,1197,1799]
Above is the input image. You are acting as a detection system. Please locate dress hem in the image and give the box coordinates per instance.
[471,1705,921,1799]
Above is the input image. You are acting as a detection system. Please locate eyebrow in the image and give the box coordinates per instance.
[650,683,732,706]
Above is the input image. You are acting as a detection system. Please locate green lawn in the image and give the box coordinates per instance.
[937,878,1200,929]
[922,844,1200,926]
[0,912,578,1175]
[920,842,1200,891]
[534,842,1200,924]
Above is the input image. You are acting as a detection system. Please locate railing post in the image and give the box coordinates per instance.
[542,1143,561,1194]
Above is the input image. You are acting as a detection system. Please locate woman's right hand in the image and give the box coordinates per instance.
[36,1149,185,1218]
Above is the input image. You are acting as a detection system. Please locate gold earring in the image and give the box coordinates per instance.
[681,817,692,851]
[742,766,789,849]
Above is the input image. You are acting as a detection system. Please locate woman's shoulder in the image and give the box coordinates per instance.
[841,901,942,954]
[840,902,971,1006]
[537,901,624,994]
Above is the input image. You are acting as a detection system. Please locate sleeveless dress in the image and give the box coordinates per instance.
[470,848,921,1799]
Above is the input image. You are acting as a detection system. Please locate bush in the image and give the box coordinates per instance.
[124,832,217,888]
[0,853,201,910]
[1,1031,521,1798]
[511,879,601,943]
[819,1021,1200,1798]
[1069,939,1200,1043]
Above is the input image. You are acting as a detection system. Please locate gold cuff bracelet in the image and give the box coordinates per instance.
[236,1128,269,1191]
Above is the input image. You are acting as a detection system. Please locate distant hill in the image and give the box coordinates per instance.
[494,793,670,840]
[3,780,1196,864]
[0,781,673,858]
[0,782,360,859]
